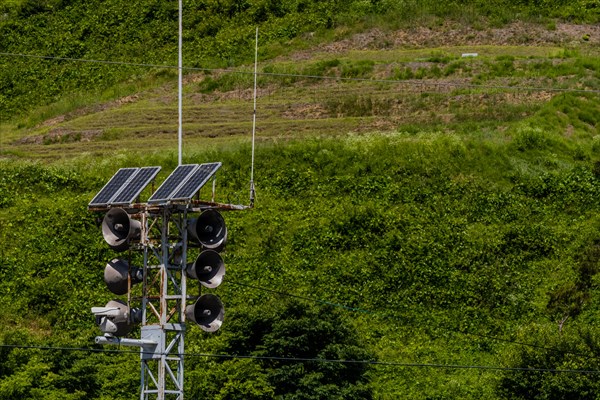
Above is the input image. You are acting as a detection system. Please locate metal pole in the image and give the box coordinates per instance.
[249,27,258,206]
[159,210,169,400]
[178,0,183,166]
[178,211,188,400]
[141,214,151,400]
[95,336,157,347]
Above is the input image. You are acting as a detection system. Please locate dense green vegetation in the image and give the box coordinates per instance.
[2,91,600,397]
[2,0,600,399]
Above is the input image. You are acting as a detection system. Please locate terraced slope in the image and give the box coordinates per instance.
[2,21,599,161]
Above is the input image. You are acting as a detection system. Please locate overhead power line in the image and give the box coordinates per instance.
[188,352,600,374]
[1,344,598,374]
[1,51,599,94]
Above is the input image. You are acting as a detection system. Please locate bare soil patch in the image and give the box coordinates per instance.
[309,21,600,56]
[16,128,102,145]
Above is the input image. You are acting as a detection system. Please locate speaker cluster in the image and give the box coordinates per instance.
[185,209,227,332]
[92,208,227,336]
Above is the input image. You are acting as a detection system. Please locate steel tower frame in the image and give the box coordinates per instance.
[139,206,189,399]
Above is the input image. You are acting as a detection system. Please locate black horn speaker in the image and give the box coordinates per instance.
[185,294,224,332]
[186,250,225,289]
[188,210,227,250]
[102,208,141,252]
[104,259,143,295]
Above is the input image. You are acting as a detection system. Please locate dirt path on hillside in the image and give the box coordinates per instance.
[308,21,600,56]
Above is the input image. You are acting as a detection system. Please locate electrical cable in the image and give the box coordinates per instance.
[1,344,598,374]
[0,343,138,355]
[1,51,599,95]
[187,352,600,374]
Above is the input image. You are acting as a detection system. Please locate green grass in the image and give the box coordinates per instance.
[6,126,600,398]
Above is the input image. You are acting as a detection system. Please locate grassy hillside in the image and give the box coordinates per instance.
[4,118,600,398]
[1,0,598,119]
[1,1,600,399]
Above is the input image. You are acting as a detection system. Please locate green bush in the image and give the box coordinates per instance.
[498,325,600,400]
[513,126,549,151]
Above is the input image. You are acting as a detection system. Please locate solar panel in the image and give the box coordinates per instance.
[111,166,161,205]
[89,168,138,207]
[147,164,197,204]
[170,162,221,201]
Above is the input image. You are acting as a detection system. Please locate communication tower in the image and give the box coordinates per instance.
[88,163,247,399]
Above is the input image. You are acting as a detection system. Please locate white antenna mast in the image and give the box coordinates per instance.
[177,0,183,165]
[249,27,258,207]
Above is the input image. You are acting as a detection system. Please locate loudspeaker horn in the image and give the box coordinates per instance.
[186,250,225,288]
[185,294,224,332]
[102,208,141,252]
[92,300,141,337]
[188,210,227,250]
[104,259,143,295]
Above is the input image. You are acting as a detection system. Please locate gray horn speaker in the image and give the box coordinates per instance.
[102,208,141,252]
[185,294,224,332]
[93,300,142,337]
[188,210,227,250]
[104,259,143,295]
[186,250,225,289]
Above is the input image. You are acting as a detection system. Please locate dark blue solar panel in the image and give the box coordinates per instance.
[170,162,221,201]
[111,166,161,205]
[148,164,197,204]
[89,168,138,207]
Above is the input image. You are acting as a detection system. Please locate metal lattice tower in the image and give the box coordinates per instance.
[139,207,188,399]
[90,164,247,400]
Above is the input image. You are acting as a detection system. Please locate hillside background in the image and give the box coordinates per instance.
[1,0,600,399]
